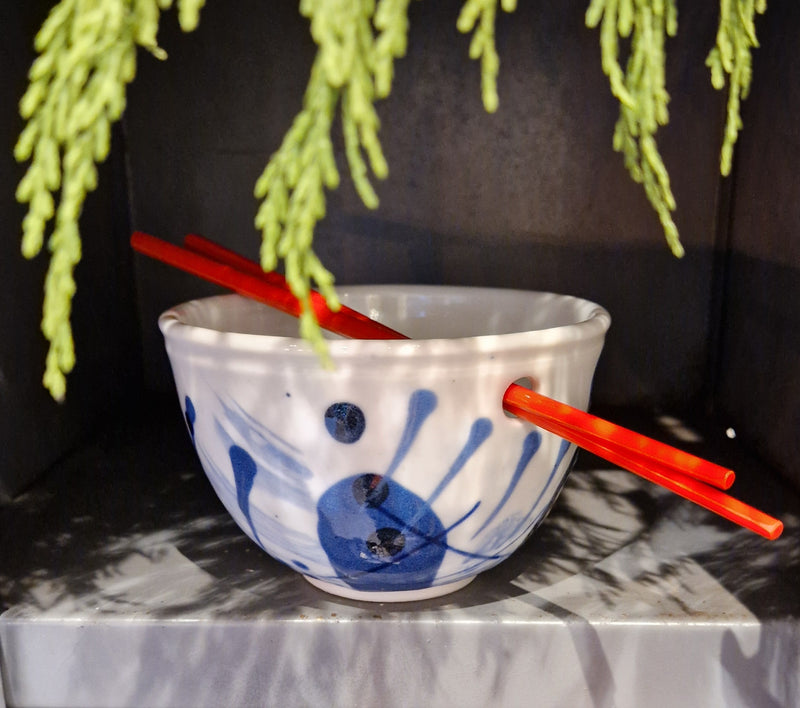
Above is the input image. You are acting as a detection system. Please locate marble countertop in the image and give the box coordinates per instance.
[1,398,798,707]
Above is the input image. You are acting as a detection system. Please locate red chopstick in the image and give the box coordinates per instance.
[502,386,735,489]
[131,230,783,539]
[131,232,405,341]
[503,386,783,540]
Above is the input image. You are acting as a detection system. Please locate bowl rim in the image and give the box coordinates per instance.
[158,285,611,358]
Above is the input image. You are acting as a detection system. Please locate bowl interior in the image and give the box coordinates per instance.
[165,285,608,342]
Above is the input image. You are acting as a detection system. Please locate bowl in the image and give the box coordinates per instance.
[159,285,610,602]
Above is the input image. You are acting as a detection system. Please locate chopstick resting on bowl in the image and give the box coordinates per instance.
[130,230,783,540]
[131,232,405,341]
[501,386,782,540]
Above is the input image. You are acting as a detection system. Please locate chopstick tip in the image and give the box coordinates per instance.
[765,520,784,541]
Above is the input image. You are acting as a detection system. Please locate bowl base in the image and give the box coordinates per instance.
[303,575,474,603]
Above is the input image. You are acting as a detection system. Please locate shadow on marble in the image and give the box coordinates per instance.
[2,400,799,623]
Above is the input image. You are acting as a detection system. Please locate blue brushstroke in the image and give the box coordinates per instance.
[377,501,502,562]
[471,430,542,539]
[184,395,196,440]
[226,397,302,455]
[425,418,493,508]
[229,445,262,545]
[214,398,313,508]
[381,389,437,482]
[198,436,325,562]
[367,499,496,566]
[504,438,573,547]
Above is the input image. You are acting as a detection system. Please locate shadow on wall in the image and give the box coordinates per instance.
[314,215,718,409]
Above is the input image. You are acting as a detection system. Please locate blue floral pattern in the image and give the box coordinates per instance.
[182,387,574,592]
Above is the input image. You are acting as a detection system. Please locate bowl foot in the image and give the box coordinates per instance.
[303,575,474,602]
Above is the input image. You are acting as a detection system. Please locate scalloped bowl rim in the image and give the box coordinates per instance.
[158,285,611,357]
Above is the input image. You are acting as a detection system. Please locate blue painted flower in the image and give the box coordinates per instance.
[199,387,564,592]
[315,390,500,590]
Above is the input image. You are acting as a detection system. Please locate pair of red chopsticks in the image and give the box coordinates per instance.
[131,230,784,540]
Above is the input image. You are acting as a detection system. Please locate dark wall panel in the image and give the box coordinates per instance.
[716,3,800,486]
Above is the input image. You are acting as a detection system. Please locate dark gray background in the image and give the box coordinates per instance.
[2,1,798,495]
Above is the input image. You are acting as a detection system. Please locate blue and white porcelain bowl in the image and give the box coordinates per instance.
[159,286,610,602]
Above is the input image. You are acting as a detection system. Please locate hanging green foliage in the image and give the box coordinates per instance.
[254,0,521,360]
[14,0,205,401]
[253,0,408,362]
[15,0,767,400]
[706,0,767,176]
[586,0,681,257]
[457,0,519,114]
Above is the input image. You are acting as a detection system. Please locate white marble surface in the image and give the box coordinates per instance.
[1,402,798,707]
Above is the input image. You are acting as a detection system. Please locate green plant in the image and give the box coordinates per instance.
[14,0,766,399]
[15,0,206,401]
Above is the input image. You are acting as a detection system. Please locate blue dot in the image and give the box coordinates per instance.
[324,402,366,444]
[352,473,389,507]
[367,528,406,558]
[292,559,309,571]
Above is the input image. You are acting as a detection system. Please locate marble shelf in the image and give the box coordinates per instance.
[1,398,798,707]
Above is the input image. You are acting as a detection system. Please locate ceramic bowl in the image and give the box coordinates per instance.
[159,286,610,601]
